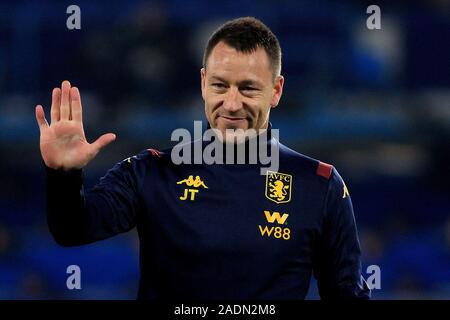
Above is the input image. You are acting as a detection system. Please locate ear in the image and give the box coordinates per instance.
[201,68,206,101]
[270,75,284,108]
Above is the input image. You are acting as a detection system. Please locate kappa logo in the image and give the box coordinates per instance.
[123,155,137,164]
[177,175,208,201]
[343,182,350,199]
[265,171,292,204]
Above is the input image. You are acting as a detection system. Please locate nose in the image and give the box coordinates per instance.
[222,87,243,112]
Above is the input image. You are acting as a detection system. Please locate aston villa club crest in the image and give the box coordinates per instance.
[265,171,292,204]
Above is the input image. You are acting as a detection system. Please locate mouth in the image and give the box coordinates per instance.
[218,116,247,124]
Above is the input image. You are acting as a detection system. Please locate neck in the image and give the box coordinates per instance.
[202,122,274,165]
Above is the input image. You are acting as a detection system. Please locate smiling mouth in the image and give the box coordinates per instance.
[219,116,247,122]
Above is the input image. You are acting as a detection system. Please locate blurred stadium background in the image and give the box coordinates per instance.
[0,0,449,299]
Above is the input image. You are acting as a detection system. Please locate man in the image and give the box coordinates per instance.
[35,17,370,299]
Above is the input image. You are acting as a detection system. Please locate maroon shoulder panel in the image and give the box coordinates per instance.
[316,161,333,179]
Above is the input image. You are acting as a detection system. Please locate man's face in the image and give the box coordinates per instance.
[201,41,284,141]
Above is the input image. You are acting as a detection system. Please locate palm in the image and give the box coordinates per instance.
[36,81,116,170]
[41,121,90,169]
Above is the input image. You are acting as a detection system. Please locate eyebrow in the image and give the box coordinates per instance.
[209,75,263,88]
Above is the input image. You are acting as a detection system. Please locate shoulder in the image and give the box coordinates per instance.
[114,147,169,170]
[103,148,170,183]
[277,143,351,214]
[277,142,337,181]
[127,148,167,162]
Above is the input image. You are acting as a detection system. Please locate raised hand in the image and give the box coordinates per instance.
[35,80,116,170]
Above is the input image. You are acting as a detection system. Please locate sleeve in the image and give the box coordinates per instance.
[45,151,148,247]
[312,167,371,300]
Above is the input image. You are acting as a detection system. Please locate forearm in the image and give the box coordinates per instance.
[45,163,92,246]
[44,159,139,246]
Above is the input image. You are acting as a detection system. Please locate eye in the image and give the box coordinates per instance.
[241,86,257,91]
[212,83,226,89]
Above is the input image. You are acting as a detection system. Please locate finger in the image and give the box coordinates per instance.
[70,87,82,123]
[50,88,61,124]
[91,133,116,152]
[35,105,49,131]
[60,80,71,120]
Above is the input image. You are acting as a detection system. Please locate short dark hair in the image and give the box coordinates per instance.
[203,17,282,79]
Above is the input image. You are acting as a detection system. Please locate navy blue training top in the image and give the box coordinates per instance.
[45,127,370,300]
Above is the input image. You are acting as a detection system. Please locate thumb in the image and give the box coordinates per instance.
[91,133,116,152]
